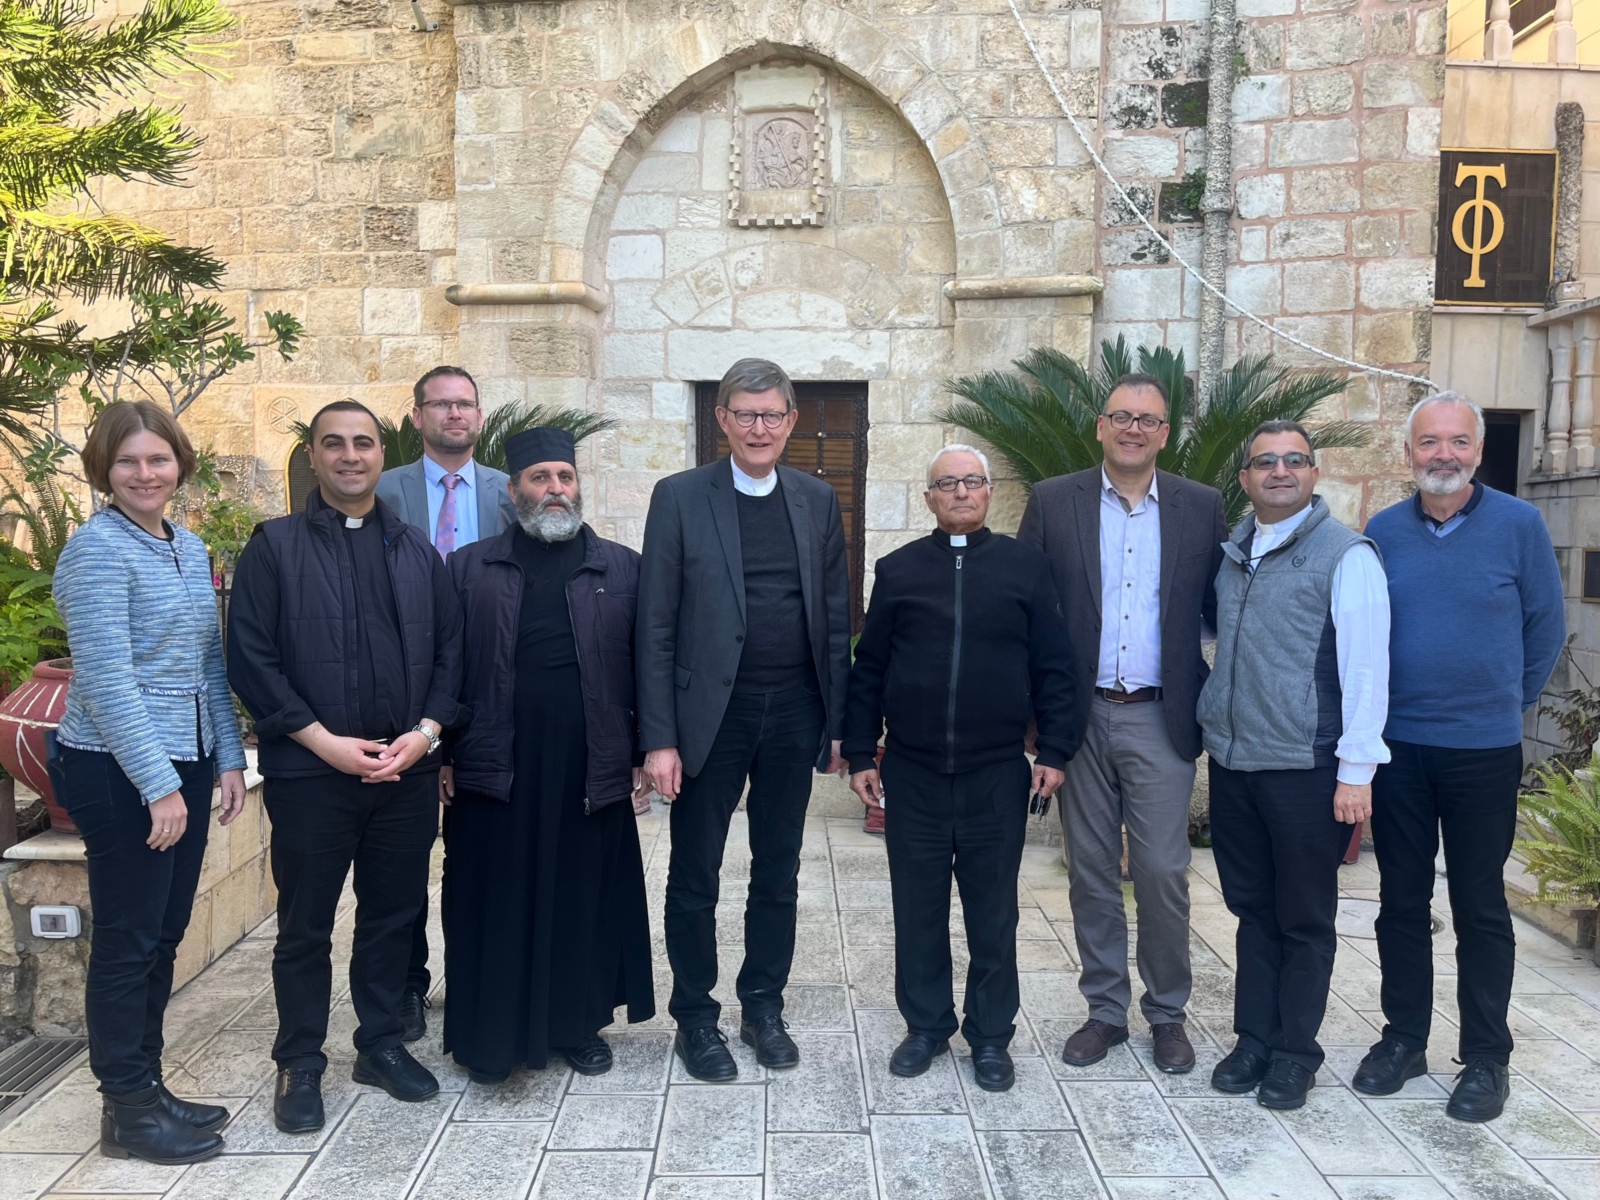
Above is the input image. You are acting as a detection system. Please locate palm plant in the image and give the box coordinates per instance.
[939,338,1371,525]
[1517,755,1600,909]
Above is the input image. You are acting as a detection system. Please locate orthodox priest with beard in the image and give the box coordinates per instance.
[439,427,654,1081]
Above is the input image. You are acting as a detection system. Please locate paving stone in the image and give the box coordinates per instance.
[958,1056,1072,1130]
[766,1132,878,1200]
[1317,993,1382,1046]
[286,1092,455,1200]
[1328,1180,1452,1200]
[791,922,847,984]
[1272,1088,1423,1176]
[1483,1082,1600,1157]
[182,937,277,997]
[1508,1039,1600,1112]
[567,1032,673,1095]
[977,1130,1103,1199]
[531,1151,652,1200]
[176,1030,279,1096]
[0,1075,104,1153]
[871,1114,990,1200]
[842,908,896,948]
[1128,1033,1231,1096]
[1320,1045,1448,1099]
[833,847,892,881]
[1168,1098,1336,1199]
[657,1085,766,1175]
[550,1094,664,1149]
[668,1015,767,1083]
[167,1154,311,1200]
[1531,1159,1600,1200]
[782,985,854,1031]
[767,1032,867,1132]
[847,947,901,1010]
[221,1075,363,1153]
[0,1154,77,1200]
[837,882,894,909]
[1063,1081,1206,1176]
[455,1064,571,1121]
[648,1178,764,1200]
[50,1150,189,1193]
[1018,972,1085,1019]
[1103,1181,1223,1200]
[857,1008,966,1115]
[409,1122,547,1200]
[1368,1098,1566,1200]
[1034,1019,1148,1082]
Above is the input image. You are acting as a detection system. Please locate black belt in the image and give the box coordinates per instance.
[1096,686,1162,703]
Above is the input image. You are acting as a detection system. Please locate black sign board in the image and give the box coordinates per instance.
[1434,149,1556,307]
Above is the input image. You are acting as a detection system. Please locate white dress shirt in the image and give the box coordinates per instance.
[1096,470,1163,690]
[423,454,479,547]
[731,458,778,497]
[1250,504,1391,786]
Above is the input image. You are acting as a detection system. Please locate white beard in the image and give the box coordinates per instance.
[517,491,583,542]
[1413,460,1476,496]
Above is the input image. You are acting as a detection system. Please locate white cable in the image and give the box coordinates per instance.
[1005,0,1439,390]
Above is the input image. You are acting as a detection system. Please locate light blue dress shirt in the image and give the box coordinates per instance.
[1096,470,1163,690]
[423,454,479,548]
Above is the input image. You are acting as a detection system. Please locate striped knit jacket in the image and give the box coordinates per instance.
[53,507,247,804]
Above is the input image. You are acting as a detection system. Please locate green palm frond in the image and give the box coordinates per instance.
[1517,756,1600,906]
[940,339,1364,525]
[1,207,222,300]
[0,103,199,207]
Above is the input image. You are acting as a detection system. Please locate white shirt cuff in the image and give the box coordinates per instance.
[1336,760,1376,786]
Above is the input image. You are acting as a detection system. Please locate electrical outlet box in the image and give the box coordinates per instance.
[30,905,81,939]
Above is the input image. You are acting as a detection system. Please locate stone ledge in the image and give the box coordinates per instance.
[944,275,1103,301]
[444,282,608,312]
[1527,294,1600,328]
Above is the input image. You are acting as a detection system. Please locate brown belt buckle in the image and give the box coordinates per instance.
[1104,687,1131,703]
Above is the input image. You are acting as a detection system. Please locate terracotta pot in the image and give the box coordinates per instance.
[0,658,75,834]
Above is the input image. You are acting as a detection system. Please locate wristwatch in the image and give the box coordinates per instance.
[412,722,442,756]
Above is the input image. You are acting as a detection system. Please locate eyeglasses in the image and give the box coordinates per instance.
[929,474,990,492]
[1247,451,1315,471]
[1105,410,1167,433]
[722,408,790,429]
[419,400,480,414]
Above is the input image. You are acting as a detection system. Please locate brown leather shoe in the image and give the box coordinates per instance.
[1150,1023,1196,1074]
[1060,1019,1129,1067]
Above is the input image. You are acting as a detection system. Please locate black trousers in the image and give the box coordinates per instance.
[881,751,1028,1048]
[1373,740,1523,1065]
[1210,761,1348,1071]
[664,685,824,1029]
[58,747,215,1095]
[264,770,437,1071]
[405,803,447,994]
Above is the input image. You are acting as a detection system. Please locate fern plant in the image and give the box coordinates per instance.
[1517,755,1600,908]
[939,338,1371,525]
[292,402,619,474]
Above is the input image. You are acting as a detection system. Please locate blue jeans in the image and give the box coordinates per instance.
[57,746,214,1095]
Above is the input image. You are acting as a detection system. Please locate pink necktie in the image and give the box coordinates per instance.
[434,474,460,558]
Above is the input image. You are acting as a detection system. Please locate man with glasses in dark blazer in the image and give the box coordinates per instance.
[1018,374,1229,1077]
[637,357,851,1082]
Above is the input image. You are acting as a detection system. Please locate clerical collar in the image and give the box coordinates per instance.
[730,458,778,497]
[934,527,990,551]
[950,534,966,546]
[345,515,365,528]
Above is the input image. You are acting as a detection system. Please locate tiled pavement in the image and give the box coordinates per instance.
[3,805,1600,1200]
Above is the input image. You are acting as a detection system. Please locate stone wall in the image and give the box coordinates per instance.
[1095,0,1448,527]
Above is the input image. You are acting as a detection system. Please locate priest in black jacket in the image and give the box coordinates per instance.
[844,445,1078,1093]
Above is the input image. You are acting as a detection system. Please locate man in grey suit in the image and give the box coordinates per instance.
[373,365,516,1044]
[1018,373,1228,1076]
[637,358,851,1083]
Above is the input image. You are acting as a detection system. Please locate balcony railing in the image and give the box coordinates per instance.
[1448,0,1600,65]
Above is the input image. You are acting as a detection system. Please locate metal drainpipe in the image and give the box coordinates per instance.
[1198,0,1238,407]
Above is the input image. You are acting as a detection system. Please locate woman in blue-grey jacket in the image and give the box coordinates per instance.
[52,401,248,1166]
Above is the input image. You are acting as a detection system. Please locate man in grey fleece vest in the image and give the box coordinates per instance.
[1196,421,1391,1111]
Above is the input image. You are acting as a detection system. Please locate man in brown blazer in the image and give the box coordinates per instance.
[1017,374,1228,1075]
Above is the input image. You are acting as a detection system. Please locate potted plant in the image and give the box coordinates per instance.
[1517,753,1600,965]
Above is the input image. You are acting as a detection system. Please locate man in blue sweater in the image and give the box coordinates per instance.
[1357,393,1564,1123]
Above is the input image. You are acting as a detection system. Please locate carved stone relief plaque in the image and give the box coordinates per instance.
[728,64,828,227]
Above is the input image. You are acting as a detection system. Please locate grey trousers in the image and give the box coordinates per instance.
[1061,696,1196,1026]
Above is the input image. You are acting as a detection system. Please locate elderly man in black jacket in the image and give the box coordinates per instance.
[844,444,1078,1092]
[228,400,464,1135]
[438,427,654,1085]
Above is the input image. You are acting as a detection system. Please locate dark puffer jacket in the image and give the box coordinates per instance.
[226,489,465,778]
[447,524,641,813]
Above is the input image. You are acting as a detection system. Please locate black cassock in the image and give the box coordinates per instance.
[442,530,654,1074]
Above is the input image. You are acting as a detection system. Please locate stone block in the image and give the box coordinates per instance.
[1102,182,1156,227]
[1103,135,1181,178]
[1238,0,1296,14]
[1271,119,1359,167]
[1100,229,1171,266]
[668,329,891,380]
[30,939,89,1037]
[6,861,90,910]
[0,895,17,968]
[1289,168,1360,214]
[1161,80,1208,128]
[1406,107,1442,158]
[1363,162,1439,211]
[1101,267,1182,322]
[1353,215,1402,258]
[1370,10,1412,57]
[1106,85,1159,131]
[1285,14,1364,69]
[1269,218,1347,259]
[1239,225,1268,262]
[1233,75,1290,123]
[1355,311,1423,364]
[992,169,1094,223]
[1225,263,1282,316]
[976,120,1055,169]
[1293,70,1355,117]
[1363,61,1444,110]
[606,234,664,281]
[1283,260,1355,313]
[510,326,594,377]
[1236,174,1286,219]
[1107,0,1162,21]
[1362,111,1406,162]
[1109,26,1184,82]
[1416,5,1449,55]
[362,288,421,335]
[362,205,418,251]
[1233,122,1266,170]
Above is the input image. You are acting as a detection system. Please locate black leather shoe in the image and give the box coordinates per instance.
[675,1026,738,1082]
[1257,1059,1316,1110]
[101,1086,223,1164]
[889,1033,950,1078]
[273,1068,324,1134]
[739,1015,799,1069]
[353,1045,440,1101]
[155,1082,228,1131]
[399,987,429,1044]
[1352,1038,1428,1096]
[1211,1046,1271,1094]
[970,1045,1015,1092]
[562,1036,614,1076]
[467,1067,511,1085]
[1447,1059,1510,1123]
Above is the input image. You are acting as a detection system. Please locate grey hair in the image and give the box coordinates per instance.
[927,442,991,487]
[1405,391,1485,445]
[715,357,795,412]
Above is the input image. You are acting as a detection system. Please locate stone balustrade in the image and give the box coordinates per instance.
[1531,297,1600,475]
